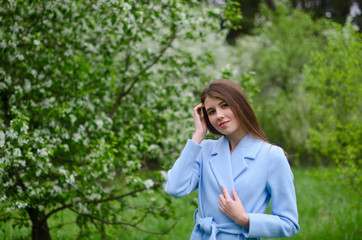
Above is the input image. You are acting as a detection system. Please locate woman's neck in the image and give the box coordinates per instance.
[227,129,248,153]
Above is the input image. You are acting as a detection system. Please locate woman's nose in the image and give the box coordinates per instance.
[216,109,224,119]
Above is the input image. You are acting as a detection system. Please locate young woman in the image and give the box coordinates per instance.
[165,79,299,240]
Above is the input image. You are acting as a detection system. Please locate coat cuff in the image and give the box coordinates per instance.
[244,213,299,238]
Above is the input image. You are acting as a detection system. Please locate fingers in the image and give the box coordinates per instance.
[232,188,240,201]
[221,185,231,199]
[193,103,204,115]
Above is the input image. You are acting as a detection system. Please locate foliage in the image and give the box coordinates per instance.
[303,24,362,194]
[0,0,238,238]
[252,3,330,93]
[2,168,361,239]
[222,0,243,30]
[232,3,331,163]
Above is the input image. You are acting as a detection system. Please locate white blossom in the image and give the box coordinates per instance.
[34,39,41,45]
[0,131,5,147]
[59,168,67,175]
[44,80,52,88]
[124,3,132,11]
[15,160,26,167]
[0,157,6,165]
[95,119,103,129]
[0,82,7,90]
[144,179,154,189]
[53,186,62,194]
[20,122,29,133]
[14,148,21,157]
[0,194,6,201]
[36,169,42,177]
[70,114,77,124]
[16,53,24,60]
[72,133,81,142]
[66,174,75,185]
[5,76,11,85]
[160,170,167,181]
[6,129,18,139]
[37,148,49,157]
[31,69,37,77]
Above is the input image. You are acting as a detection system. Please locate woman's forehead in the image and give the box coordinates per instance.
[204,96,224,108]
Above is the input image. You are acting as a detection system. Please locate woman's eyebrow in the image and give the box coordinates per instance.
[206,101,225,112]
[206,107,214,112]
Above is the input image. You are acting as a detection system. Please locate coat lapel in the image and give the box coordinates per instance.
[208,136,235,192]
[208,134,264,190]
[230,134,263,180]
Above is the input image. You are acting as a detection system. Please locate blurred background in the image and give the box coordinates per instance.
[0,0,361,239]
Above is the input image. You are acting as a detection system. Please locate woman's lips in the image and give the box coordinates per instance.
[219,121,229,128]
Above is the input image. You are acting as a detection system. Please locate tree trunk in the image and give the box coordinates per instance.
[26,208,51,240]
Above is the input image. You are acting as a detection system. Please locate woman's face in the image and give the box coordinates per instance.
[204,96,243,138]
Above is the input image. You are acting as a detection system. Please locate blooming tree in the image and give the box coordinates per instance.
[0,0,244,238]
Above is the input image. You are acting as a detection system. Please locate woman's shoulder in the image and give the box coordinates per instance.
[259,142,292,172]
[199,137,225,154]
[200,138,219,148]
[256,141,288,163]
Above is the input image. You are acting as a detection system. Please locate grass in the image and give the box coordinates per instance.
[282,168,361,240]
[1,168,361,239]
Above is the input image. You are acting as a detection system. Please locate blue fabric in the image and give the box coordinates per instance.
[165,134,299,239]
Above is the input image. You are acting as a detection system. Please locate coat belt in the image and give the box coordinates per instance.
[193,209,248,240]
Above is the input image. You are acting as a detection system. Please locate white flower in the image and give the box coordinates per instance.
[95,119,103,129]
[15,160,26,167]
[37,148,48,157]
[144,179,154,189]
[34,40,41,46]
[0,157,6,164]
[0,194,6,201]
[66,174,75,185]
[0,131,5,147]
[15,201,28,209]
[70,114,77,124]
[31,69,37,77]
[72,133,81,142]
[160,170,167,180]
[5,76,11,85]
[54,186,62,194]
[14,148,21,157]
[124,3,132,11]
[20,122,29,133]
[59,168,67,175]
[16,54,24,60]
[6,129,18,139]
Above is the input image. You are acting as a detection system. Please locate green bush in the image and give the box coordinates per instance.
[232,3,331,164]
[303,23,362,193]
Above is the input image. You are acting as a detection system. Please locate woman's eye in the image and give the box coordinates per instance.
[222,103,228,108]
[208,110,215,115]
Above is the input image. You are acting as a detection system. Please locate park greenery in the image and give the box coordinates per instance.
[1,0,361,239]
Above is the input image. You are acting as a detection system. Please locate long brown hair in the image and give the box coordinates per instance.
[201,79,268,142]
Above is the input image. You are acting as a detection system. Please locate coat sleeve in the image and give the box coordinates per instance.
[164,140,202,198]
[245,146,300,238]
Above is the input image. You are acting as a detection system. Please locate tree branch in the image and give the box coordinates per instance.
[69,207,177,235]
[124,38,132,74]
[108,29,177,118]
[0,216,30,222]
[43,184,161,223]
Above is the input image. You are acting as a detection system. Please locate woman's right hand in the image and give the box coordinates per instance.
[191,103,207,144]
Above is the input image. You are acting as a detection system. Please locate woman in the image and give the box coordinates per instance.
[165,79,299,240]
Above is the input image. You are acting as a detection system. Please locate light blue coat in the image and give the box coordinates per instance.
[165,134,299,240]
